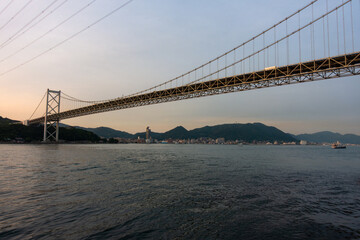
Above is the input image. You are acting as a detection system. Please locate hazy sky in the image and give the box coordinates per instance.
[0,0,359,134]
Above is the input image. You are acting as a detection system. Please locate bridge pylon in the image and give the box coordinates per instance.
[43,89,61,142]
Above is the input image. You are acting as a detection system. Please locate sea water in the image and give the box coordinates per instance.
[0,144,359,239]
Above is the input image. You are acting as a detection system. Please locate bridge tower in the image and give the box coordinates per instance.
[43,89,61,142]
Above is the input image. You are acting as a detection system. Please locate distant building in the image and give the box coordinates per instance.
[300,140,308,145]
[137,136,145,144]
[216,138,225,144]
[146,126,151,144]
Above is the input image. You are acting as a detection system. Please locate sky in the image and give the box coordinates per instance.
[0,0,359,135]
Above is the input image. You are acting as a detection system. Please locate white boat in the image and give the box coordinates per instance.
[331,141,346,149]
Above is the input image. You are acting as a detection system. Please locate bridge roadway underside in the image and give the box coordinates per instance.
[29,52,360,124]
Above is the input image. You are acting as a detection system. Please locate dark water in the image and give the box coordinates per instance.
[0,144,359,239]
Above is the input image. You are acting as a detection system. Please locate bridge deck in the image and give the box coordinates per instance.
[28,52,360,124]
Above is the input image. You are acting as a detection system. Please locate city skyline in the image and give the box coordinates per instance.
[0,0,359,135]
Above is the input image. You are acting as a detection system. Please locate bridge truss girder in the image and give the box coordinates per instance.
[28,52,360,124]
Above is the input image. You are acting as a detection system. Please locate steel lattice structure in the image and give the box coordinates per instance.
[28,52,360,125]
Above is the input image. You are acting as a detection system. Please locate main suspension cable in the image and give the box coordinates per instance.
[127,0,321,97]
[62,92,114,104]
[28,91,46,120]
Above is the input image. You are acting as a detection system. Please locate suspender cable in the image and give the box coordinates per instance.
[326,0,330,57]
[248,44,251,73]
[225,53,227,77]
[253,39,255,71]
[274,27,276,66]
[195,67,197,82]
[286,18,289,65]
[263,33,266,68]
[350,0,354,52]
[187,0,352,86]
[257,40,260,71]
[311,3,315,60]
[342,0,346,54]
[243,46,245,74]
[299,12,301,63]
[274,26,277,66]
[323,16,326,57]
[233,48,236,76]
[336,8,340,55]
[129,0,321,95]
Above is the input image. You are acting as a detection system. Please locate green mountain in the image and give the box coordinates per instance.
[187,123,296,142]
[0,117,100,143]
[0,116,19,125]
[15,114,360,144]
[75,126,133,139]
[296,131,360,144]
[92,123,297,142]
[163,126,189,139]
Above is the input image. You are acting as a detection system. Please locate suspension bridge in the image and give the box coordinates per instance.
[24,0,360,142]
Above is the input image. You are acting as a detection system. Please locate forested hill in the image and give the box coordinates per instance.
[0,117,100,143]
[295,131,360,144]
[80,123,298,142]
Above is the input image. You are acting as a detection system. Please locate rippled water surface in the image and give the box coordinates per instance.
[0,144,360,239]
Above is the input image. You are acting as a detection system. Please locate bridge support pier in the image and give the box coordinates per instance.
[43,89,61,142]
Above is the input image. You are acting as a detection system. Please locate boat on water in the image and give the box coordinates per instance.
[331,141,346,149]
